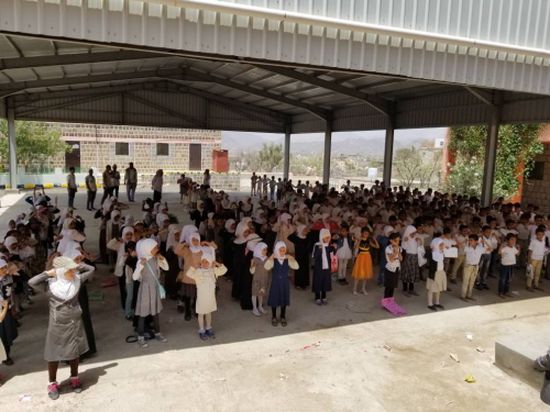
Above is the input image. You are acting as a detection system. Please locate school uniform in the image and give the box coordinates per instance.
[528,238,546,288]
[462,244,484,299]
[312,244,334,300]
[384,245,401,298]
[0,279,18,362]
[499,246,518,295]
[28,263,94,362]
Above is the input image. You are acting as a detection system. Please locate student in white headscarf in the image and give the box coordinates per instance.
[312,229,336,305]
[186,246,227,340]
[175,231,204,320]
[28,256,95,401]
[265,241,299,327]
[133,238,169,348]
[107,226,135,310]
[250,242,270,316]
[427,237,447,311]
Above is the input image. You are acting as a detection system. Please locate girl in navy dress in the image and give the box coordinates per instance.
[312,229,336,305]
[265,241,299,327]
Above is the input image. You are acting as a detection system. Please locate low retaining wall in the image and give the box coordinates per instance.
[0,169,241,191]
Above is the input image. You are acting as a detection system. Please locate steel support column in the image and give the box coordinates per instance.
[283,125,291,180]
[481,107,500,207]
[322,121,332,185]
[383,121,395,187]
[7,99,16,190]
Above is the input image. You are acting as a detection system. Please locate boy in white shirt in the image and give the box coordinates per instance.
[527,228,547,291]
[498,233,520,298]
[461,234,484,301]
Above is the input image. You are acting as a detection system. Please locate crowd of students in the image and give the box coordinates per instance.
[2,172,550,400]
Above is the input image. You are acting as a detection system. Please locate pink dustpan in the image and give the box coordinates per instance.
[381,297,407,316]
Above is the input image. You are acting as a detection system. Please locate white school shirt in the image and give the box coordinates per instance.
[500,245,519,266]
[529,238,547,261]
[481,236,498,255]
[464,244,484,265]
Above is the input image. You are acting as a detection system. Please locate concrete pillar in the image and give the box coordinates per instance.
[322,121,332,185]
[283,126,291,179]
[481,107,500,207]
[7,99,17,190]
[383,122,395,186]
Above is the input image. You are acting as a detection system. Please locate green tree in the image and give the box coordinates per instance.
[0,120,70,171]
[446,124,543,199]
[393,145,442,189]
[258,143,283,172]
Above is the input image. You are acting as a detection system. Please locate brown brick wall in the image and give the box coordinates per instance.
[48,122,221,174]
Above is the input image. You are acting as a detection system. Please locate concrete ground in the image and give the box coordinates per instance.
[0,187,547,411]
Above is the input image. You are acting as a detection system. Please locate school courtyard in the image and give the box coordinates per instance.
[0,187,545,412]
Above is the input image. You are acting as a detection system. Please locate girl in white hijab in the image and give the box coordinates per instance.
[312,229,335,305]
[28,256,95,400]
[107,226,135,310]
[265,241,299,327]
[186,246,227,340]
[133,238,169,348]
[427,237,447,311]
[250,242,269,316]
[175,231,205,320]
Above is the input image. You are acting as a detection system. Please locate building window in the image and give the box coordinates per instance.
[156,143,169,156]
[115,142,129,156]
[528,161,545,180]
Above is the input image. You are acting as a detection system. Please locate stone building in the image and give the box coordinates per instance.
[50,122,221,174]
[521,125,550,212]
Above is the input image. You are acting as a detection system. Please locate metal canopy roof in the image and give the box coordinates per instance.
[1,0,550,133]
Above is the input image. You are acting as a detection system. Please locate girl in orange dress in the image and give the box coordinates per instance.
[352,227,380,295]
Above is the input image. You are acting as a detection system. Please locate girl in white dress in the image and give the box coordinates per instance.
[186,247,227,340]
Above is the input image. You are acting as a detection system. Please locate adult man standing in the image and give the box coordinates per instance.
[124,162,138,202]
[67,167,78,209]
[151,169,163,203]
[112,164,121,198]
[85,169,97,211]
[101,164,113,205]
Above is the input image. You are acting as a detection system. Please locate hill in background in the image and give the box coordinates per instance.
[221,128,447,157]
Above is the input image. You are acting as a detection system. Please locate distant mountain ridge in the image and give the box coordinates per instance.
[222,128,447,157]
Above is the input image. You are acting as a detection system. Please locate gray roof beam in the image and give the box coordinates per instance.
[172,69,329,120]
[0,50,167,71]
[256,65,390,117]
[123,92,206,128]
[465,87,496,106]
[0,68,187,98]
[165,81,286,126]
